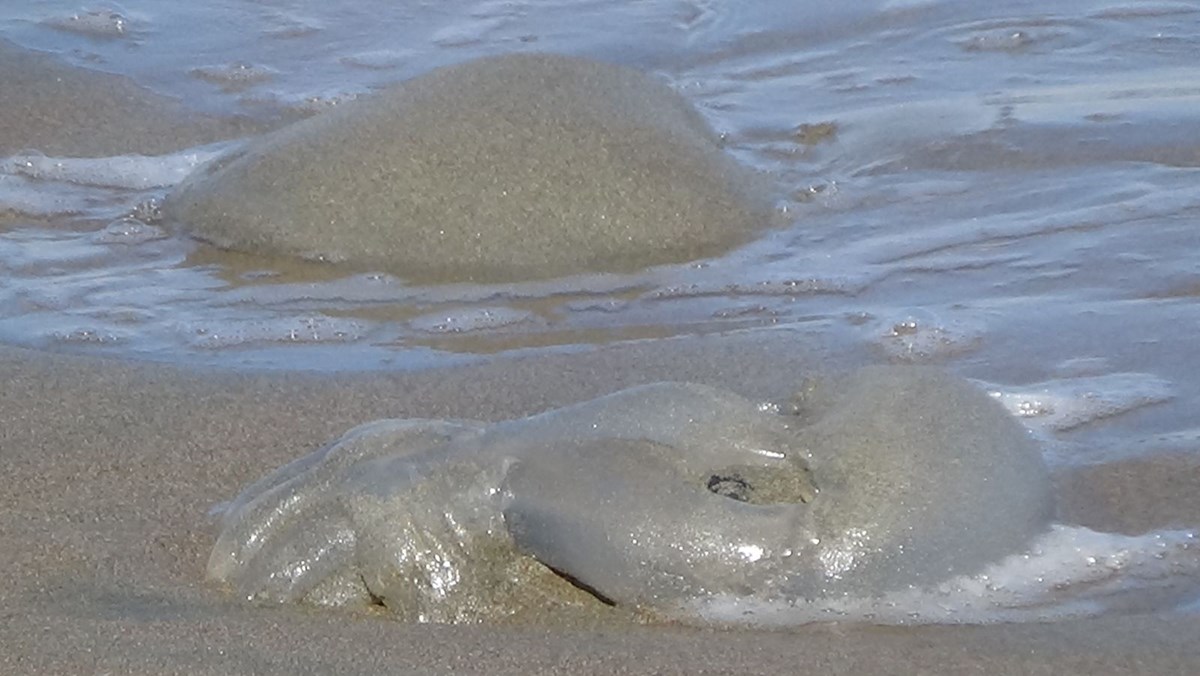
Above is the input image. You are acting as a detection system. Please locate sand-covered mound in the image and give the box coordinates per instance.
[165,53,775,282]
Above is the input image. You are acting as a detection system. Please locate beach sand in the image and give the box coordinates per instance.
[0,38,273,158]
[1,41,1199,675]
[2,334,1199,675]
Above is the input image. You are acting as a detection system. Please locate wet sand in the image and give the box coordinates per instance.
[2,36,1199,675]
[0,38,272,158]
[2,335,1199,675]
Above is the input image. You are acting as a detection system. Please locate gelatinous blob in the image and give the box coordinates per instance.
[778,366,1054,598]
[210,366,1057,624]
[166,53,775,283]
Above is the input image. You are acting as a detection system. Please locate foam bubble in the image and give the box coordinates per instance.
[44,7,135,38]
[987,373,1174,432]
[693,526,1200,626]
[646,275,864,300]
[409,307,534,333]
[1,149,224,190]
[957,29,1041,52]
[49,327,129,345]
[91,217,167,245]
[183,316,367,348]
[191,62,277,89]
[866,308,983,362]
[563,299,628,313]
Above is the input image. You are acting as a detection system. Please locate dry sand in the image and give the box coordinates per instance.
[2,332,1199,675]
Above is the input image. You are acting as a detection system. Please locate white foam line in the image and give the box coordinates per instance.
[0,146,228,190]
[691,526,1199,627]
[984,372,1174,432]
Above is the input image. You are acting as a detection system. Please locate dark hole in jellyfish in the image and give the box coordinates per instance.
[706,464,817,505]
[707,473,753,502]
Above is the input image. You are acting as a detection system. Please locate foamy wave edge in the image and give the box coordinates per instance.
[688,525,1199,627]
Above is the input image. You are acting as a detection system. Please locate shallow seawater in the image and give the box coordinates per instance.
[2,0,1199,624]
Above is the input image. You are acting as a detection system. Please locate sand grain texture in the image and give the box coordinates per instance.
[0,38,268,157]
[1,37,1199,676]
[165,53,776,283]
[2,337,1199,675]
